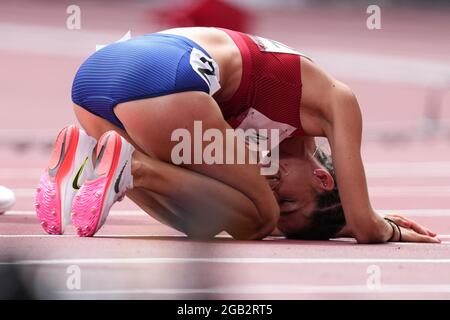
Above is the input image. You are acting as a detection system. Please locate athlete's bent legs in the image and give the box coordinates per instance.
[73,92,279,239]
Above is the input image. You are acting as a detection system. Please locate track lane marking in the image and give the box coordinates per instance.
[3,161,450,179]
[9,186,450,197]
[6,209,450,217]
[0,234,449,239]
[54,284,450,295]
[3,257,450,265]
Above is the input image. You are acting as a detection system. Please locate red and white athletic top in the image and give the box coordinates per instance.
[216,28,309,149]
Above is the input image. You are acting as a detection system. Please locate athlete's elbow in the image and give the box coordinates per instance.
[231,220,277,240]
[335,83,358,104]
[331,84,360,116]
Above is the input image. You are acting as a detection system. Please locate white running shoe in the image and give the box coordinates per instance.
[71,130,134,237]
[0,186,15,214]
[35,125,97,234]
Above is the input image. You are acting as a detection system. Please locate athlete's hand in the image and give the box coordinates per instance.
[384,214,437,236]
[384,214,441,243]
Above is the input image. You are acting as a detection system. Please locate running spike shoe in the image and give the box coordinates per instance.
[0,186,16,214]
[35,125,97,234]
[71,130,134,237]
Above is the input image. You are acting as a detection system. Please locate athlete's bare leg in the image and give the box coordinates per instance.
[73,93,279,239]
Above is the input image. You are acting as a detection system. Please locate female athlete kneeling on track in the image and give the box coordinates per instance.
[35,27,440,243]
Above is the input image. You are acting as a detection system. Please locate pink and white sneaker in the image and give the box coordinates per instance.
[0,186,15,214]
[35,125,97,234]
[71,130,134,237]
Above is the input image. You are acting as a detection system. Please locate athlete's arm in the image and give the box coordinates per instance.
[323,84,387,243]
[323,83,439,243]
[334,215,440,243]
[300,58,439,243]
[300,59,386,243]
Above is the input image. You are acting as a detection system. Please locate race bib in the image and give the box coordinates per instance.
[249,35,312,60]
[190,47,221,96]
[236,108,296,151]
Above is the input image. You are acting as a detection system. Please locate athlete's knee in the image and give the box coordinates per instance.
[255,192,280,237]
[230,200,279,240]
[253,205,279,240]
[184,228,219,240]
[231,219,277,240]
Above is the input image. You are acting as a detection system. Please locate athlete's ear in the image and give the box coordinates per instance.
[312,168,334,192]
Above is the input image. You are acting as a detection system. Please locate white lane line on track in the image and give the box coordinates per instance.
[6,210,145,216]
[369,186,450,197]
[0,234,189,238]
[1,234,449,239]
[0,233,450,241]
[0,169,42,179]
[0,235,449,246]
[0,169,44,179]
[8,186,450,198]
[55,285,450,295]
[3,258,450,266]
[3,162,450,179]
[7,209,450,217]
[365,162,450,178]
[377,209,450,217]
[0,23,118,58]
[309,49,450,87]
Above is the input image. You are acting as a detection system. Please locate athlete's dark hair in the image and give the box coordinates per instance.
[286,147,346,240]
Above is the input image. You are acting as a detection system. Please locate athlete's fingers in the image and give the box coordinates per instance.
[384,215,412,228]
[422,228,436,237]
[388,214,437,237]
[401,228,441,243]
[385,214,436,236]
[408,221,433,236]
[415,233,441,243]
[387,214,412,226]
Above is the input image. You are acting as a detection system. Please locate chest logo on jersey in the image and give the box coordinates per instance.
[190,48,221,96]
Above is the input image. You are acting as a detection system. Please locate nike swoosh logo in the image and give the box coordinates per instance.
[72,157,89,190]
[114,160,128,194]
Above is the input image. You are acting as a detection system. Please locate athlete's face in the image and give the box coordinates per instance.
[267,140,334,236]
